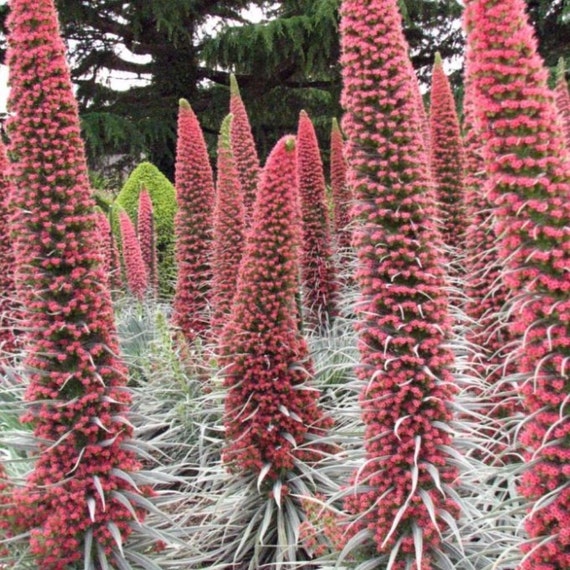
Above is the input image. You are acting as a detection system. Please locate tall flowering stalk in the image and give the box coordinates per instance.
[5,0,150,567]
[172,99,215,343]
[0,138,18,359]
[119,210,148,300]
[330,118,352,253]
[95,210,122,291]
[555,57,570,146]
[465,0,570,566]
[137,187,158,294]
[211,114,245,337]
[229,74,260,227]
[462,76,519,446]
[297,110,338,327]
[340,0,460,566]
[429,53,466,250]
[221,135,331,484]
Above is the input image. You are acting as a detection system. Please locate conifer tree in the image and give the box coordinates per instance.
[465,0,570,566]
[172,99,215,343]
[330,118,352,253]
[5,0,151,566]
[555,57,570,146]
[211,114,245,337]
[429,53,466,250]
[229,74,260,227]
[340,0,460,566]
[297,110,338,327]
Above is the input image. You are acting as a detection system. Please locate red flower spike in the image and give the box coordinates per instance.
[5,0,150,566]
[429,53,466,250]
[330,118,352,252]
[229,74,261,228]
[464,0,570,566]
[211,114,246,338]
[221,135,332,484]
[172,98,215,344]
[0,138,18,360]
[462,75,519,445]
[119,210,148,300]
[340,0,460,565]
[95,210,122,292]
[137,187,158,294]
[555,57,570,146]
[297,110,338,328]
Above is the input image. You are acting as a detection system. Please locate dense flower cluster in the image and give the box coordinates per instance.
[221,136,332,484]
[297,111,338,327]
[119,210,148,300]
[137,187,158,294]
[555,58,570,146]
[95,210,122,291]
[340,0,460,565]
[5,0,148,566]
[0,139,17,359]
[229,74,260,227]
[429,53,466,250]
[172,99,215,343]
[462,76,519,450]
[330,118,352,253]
[465,0,570,566]
[211,115,245,337]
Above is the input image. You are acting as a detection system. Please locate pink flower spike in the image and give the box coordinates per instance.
[172,98,215,344]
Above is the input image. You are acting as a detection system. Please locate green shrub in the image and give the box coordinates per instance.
[113,161,177,295]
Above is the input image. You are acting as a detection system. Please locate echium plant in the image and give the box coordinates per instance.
[462,76,518,425]
[429,53,466,251]
[555,57,570,146]
[229,74,260,227]
[340,0,461,567]
[330,118,352,253]
[137,187,158,294]
[5,0,153,567]
[119,210,148,300]
[0,138,18,360]
[172,99,215,344]
[297,110,338,328]
[95,210,122,292]
[210,114,245,338]
[221,135,332,485]
[464,0,570,567]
